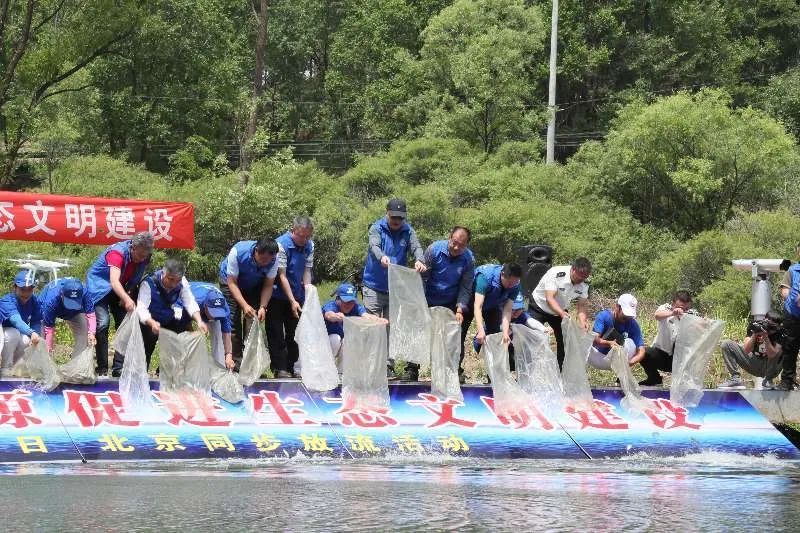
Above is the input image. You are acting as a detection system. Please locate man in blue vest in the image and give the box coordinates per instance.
[85,231,154,376]
[362,198,426,379]
[778,248,800,390]
[0,270,42,376]
[268,216,315,379]
[463,262,522,355]
[112,258,207,374]
[39,277,96,359]
[219,237,279,370]
[412,226,474,381]
[191,281,234,370]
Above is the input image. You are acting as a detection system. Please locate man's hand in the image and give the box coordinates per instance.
[290,300,302,319]
[380,256,391,268]
[149,320,161,335]
[197,321,209,335]
[414,260,427,273]
[455,308,464,324]
[224,353,235,370]
[88,332,97,346]
[331,312,346,322]
[673,307,685,318]
[475,328,486,345]
[560,311,570,321]
[123,297,136,313]
[30,332,41,346]
[502,331,511,344]
[243,305,257,319]
[257,306,266,322]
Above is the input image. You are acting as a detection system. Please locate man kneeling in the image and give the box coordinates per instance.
[718,313,783,390]
[587,294,645,372]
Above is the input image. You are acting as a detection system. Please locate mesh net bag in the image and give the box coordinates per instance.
[670,314,725,407]
[158,329,215,394]
[239,319,270,386]
[388,264,431,365]
[295,285,339,391]
[483,333,530,417]
[13,340,60,391]
[511,324,564,417]
[561,316,594,409]
[211,368,245,403]
[341,316,389,410]
[608,344,652,414]
[114,312,153,408]
[208,319,225,367]
[429,306,463,402]
[58,345,97,384]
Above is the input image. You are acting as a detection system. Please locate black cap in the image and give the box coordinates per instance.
[386,198,407,218]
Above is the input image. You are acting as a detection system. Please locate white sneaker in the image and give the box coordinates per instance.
[718,377,746,389]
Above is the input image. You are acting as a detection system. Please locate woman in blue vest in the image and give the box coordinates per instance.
[268,216,315,379]
[85,231,154,376]
[1,270,42,375]
[191,281,234,370]
[218,237,278,371]
[113,258,206,374]
[38,277,95,359]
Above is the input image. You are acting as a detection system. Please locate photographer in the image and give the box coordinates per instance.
[718,312,784,390]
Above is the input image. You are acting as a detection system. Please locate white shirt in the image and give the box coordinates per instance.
[137,277,200,324]
[531,265,589,315]
[226,247,278,279]
[651,303,697,354]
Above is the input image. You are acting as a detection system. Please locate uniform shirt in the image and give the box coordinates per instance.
[531,265,589,315]
[422,239,474,309]
[591,308,644,355]
[219,241,279,291]
[0,293,42,337]
[650,303,698,355]
[362,217,425,293]
[474,264,520,311]
[322,299,367,337]
[190,282,232,333]
[274,232,315,303]
[38,278,95,327]
[136,275,200,324]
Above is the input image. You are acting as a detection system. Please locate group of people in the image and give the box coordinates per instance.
[2,199,800,392]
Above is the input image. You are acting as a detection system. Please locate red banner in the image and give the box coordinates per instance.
[0,191,195,249]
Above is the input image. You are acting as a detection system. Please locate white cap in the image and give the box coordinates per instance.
[618,293,638,318]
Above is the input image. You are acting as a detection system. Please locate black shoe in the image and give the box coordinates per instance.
[275,370,292,379]
[459,372,466,385]
[777,379,797,391]
[398,369,419,382]
[387,365,398,381]
[110,369,121,378]
[638,377,663,387]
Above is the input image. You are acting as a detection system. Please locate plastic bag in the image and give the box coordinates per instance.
[12,340,60,391]
[114,312,153,409]
[208,319,225,367]
[58,345,97,384]
[295,285,339,391]
[511,324,564,417]
[158,329,215,394]
[483,333,530,417]
[239,319,270,386]
[561,317,594,409]
[429,307,463,402]
[671,314,725,407]
[211,368,245,403]
[341,316,389,410]
[608,344,651,414]
[388,264,431,365]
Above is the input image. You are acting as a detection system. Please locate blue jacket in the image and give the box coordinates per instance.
[38,278,94,328]
[424,239,474,308]
[785,263,800,318]
[273,232,314,304]
[322,299,367,337]
[85,240,150,305]
[362,217,415,293]
[473,264,520,311]
[0,293,42,336]
[218,240,277,293]
[143,270,184,324]
[190,281,232,333]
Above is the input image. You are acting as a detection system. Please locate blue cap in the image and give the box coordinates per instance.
[14,270,35,288]
[60,278,84,311]
[512,292,525,310]
[205,292,228,319]
[336,283,357,302]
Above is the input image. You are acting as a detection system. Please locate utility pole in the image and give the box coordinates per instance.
[546,0,559,164]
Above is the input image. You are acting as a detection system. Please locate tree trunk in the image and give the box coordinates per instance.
[240,0,270,174]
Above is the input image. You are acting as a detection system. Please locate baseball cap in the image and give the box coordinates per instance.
[618,293,638,318]
[336,282,357,302]
[205,292,228,319]
[512,292,525,310]
[14,270,35,288]
[386,198,407,218]
[60,278,84,311]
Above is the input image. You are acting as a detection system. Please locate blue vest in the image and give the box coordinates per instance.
[38,278,91,327]
[475,264,519,311]
[0,292,42,335]
[273,232,313,303]
[218,240,277,293]
[424,239,474,306]
[362,218,413,293]
[190,281,232,333]
[784,264,800,318]
[144,270,183,324]
[85,241,150,305]
[321,299,367,337]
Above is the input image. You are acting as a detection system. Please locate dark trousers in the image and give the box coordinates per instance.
[112,315,191,373]
[781,315,800,383]
[462,306,504,367]
[220,284,261,370]
[528,304,564,370]
[94,293,127,374]
[267,298,299,373]
[406,302,472,375]
[641,346,672,381]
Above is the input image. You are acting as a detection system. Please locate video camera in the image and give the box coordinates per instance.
[751,317,780,335]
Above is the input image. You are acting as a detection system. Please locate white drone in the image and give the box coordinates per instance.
[8,254,72,284]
